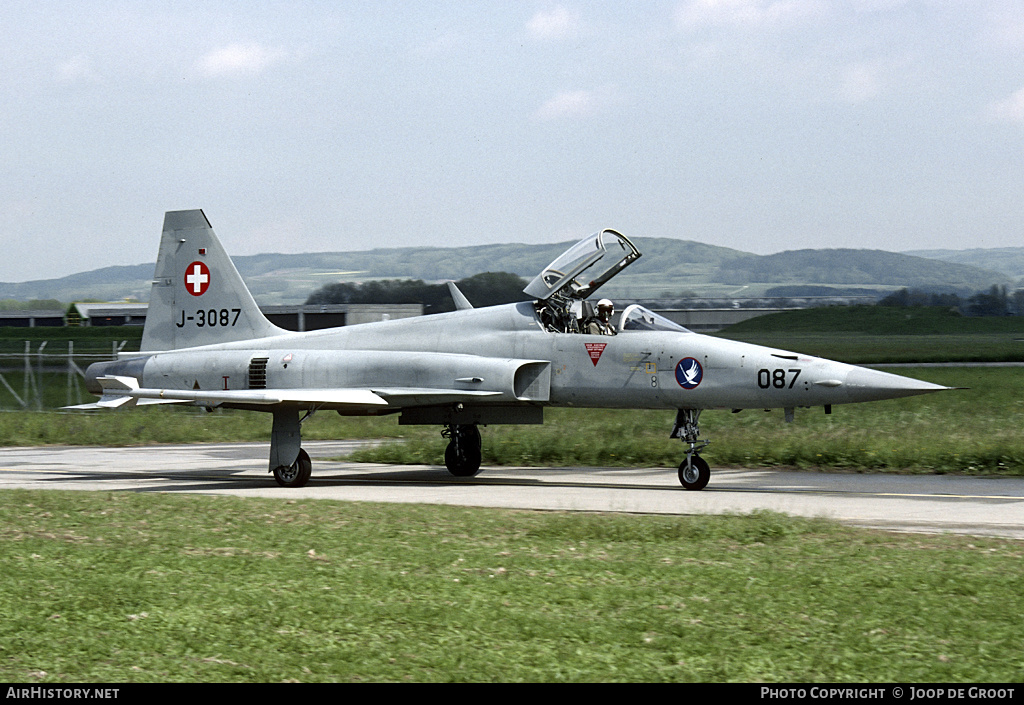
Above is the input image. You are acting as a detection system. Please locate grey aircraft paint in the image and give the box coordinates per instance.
[74,210,952,490]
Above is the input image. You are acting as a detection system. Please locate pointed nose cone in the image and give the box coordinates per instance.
[842,366,952,403]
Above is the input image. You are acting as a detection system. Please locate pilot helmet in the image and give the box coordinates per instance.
[597,299,614,313]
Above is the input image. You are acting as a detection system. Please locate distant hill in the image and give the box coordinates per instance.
[0,238,751,304]
[714,249,1008,293]
[0,238,1011,305]
[0,264,156,304]
[903,247,1024,282]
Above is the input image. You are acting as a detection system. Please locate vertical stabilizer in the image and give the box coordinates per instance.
[140,210,286,351]
[447,281,474,310]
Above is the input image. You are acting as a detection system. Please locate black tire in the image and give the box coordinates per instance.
[445,425,482,477]
[678,455,710,491]
[273,448,312,488]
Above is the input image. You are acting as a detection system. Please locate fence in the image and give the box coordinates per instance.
[0,341,129,410]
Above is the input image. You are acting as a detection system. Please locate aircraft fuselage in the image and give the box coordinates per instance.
[89,300,942,416]
[75,210,953,489]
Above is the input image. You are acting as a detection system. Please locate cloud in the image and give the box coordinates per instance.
[57,54,99,83]
[674,0,824,30]
[981,3,1024,51]
[985,87,1024,123]
[838,62,883,104]
[527,6,581,40]
[533,88,606,122]
[195,43,288,78]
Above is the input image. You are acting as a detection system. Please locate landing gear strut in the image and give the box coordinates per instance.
[671,409,711,491]
[443,423,482,477]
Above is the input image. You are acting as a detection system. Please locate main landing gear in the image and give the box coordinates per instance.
[269,408,314,488]
[273,448,312,488]
[443,423,482,477]
[671,409,711,491]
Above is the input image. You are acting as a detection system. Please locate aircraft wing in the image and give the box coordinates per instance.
[65,375,504,411]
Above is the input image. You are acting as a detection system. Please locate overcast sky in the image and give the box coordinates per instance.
[3,0,1024,282]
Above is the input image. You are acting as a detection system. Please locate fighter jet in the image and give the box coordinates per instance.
[73,209,952,490]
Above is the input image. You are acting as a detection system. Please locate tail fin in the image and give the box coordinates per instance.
[446,281,474,310]
[140,210,286,351]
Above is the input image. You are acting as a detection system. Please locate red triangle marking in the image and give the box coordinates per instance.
[585,343,607,366]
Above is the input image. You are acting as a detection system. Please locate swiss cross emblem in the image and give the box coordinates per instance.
[185,261,210,296]
[585,342,607,366]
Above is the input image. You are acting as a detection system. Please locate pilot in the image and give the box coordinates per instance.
[588,299,616,336]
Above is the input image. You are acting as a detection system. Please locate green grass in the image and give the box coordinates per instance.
[724,305,1024,336]
[0,313,1020,411]
[718,306,1024,363]
[0,407,397,447]
[2,367,1022,476]
[715,331,1024,364]
[1,491,1021,683]
[0,319,1021,475]
[351,368,1024,476]
[0,327,142,410]
[2,321,1022,683]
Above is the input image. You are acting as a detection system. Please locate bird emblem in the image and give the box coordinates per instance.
[675,357,703,389]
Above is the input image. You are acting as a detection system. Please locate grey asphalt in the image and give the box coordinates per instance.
[1,440,1022,539]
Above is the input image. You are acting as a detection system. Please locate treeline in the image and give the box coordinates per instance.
[880,285,1024,316]
[0,298,63,311]
[305,272,529,314]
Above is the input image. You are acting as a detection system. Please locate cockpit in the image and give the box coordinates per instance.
[617,304,691,334]
[524,230,691,335]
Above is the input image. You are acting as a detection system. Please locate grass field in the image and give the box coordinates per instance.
[352,367,1024,475]
[1,311,1022,476]
[716,331,1024,365]
[718,306,1024,364]
[1,366,1020,476]
[2,492,1022,683]
[2,308,1023,410]
[1,319,1023,683]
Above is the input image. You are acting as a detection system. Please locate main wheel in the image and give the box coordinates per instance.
[678,455,710,491]
[273,448,312,488]
[445,425,482,477]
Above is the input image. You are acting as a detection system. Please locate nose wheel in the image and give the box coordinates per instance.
[678,454,710,491]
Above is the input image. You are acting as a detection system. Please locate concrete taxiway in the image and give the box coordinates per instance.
[1,441,1022,539]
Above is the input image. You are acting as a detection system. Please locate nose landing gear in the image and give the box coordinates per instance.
[671,409,711,490]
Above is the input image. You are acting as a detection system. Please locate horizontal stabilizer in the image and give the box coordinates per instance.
[98,375,140,392]
[64,395,137,410]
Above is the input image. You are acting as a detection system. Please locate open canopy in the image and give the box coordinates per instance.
[523,229,641,302]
